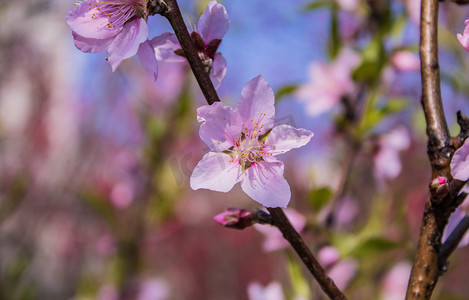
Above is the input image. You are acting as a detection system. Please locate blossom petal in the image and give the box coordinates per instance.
[237,75,276,131]
[66,0,121,39]
[458,20,469,52]
[107,18,148,71]
[197,102,243,151]
[137,40,158,81]
[264,125,313,155]
[451,139,469,181]
[190,152,240,192]
[241,160,291,208]
[210,53,227,89]
[247,282,285,300]
[149,32,185,63]
[197,0,230,44]
[71,31,113,53]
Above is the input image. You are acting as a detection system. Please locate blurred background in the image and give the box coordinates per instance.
[1,0,469,299]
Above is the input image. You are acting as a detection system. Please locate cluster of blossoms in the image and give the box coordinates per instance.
[67,2,314,209]
[67,0,228,85]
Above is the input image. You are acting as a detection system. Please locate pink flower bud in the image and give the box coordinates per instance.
[214,208,256,230]
[429,176,449,199]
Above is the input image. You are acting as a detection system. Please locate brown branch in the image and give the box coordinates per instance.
[405,0,464,299]
[268,208,348,300]
[447,0,469,5]
[162,0,220,104]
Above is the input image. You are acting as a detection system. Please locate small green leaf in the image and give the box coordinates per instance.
[352,37,385,85]
[328,7,341,59]
[275,84,298,102]
[303,1,338,11]
[307,187,332,211]
[348,236,400,258]
[287,255,311,299]
[381,97,408,114]
[359,97,409,134]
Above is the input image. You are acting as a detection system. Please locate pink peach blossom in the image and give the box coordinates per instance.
[66,0,157,77]
[190,76,314,208]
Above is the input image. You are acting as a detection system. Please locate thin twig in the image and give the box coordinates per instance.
[162,0,220,104]
[267,208,348,300]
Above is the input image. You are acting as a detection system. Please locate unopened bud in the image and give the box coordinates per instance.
[214,208,257,230]
[429,177,449,200]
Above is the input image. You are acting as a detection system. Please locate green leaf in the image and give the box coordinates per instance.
[359,97,409,134]
[287,255,311,299]
[275,84,298,102]
[348,236,400,258]
[388,15,406,39]
[303,1,338,11]
[328,7,341,59]
[307,187,332,211]
[381,97,408,114]
[352,37,385,85]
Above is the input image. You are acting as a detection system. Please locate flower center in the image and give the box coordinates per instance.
[225,113,272,171]
[75,0,147,29]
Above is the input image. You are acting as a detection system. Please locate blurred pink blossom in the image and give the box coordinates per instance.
[405,0,420,24]
[317,246,358,290]
[247,281,285,300]
[327,258,358,290]
[253,209,306,252]
[296,49,360,116]
[391,51,420,72]
[137,277,170,300]
[337,0,360,12]
[451,138,469,181]
[318,196,359,229]
[97,285,118,300]
[190,76,314,208]
[66,0,157,76]
[89,148,140,209]
[373,126,411,182]
[96,234,117,256]
[318,246,340,268]
[380,261,412,300]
